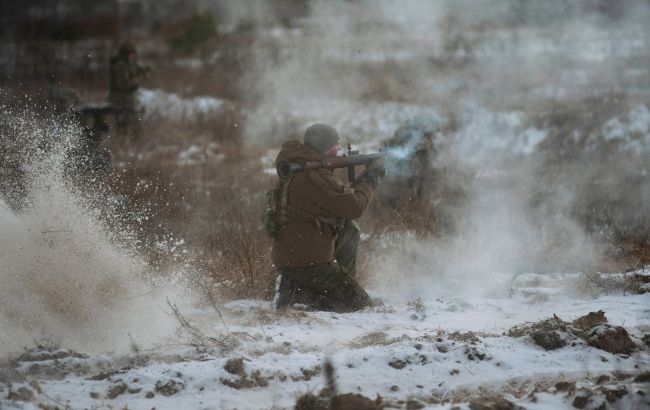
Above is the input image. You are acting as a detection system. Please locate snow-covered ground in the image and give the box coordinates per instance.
[138,89,225,123]
[1,272,648,409]
[2,4,650,410]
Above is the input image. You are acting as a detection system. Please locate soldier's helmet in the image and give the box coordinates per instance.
[118,42,137,56]
[304,123,340,154]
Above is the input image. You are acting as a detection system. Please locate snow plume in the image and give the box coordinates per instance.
[0,105,179,356]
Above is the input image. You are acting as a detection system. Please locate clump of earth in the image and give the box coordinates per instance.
[508,311,638,354]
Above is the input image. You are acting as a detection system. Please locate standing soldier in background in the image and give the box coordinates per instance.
[109,42,150,140]
[268,124,386,312]
[380,117,439,205]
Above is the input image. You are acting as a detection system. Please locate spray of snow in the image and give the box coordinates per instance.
[0,106,181,356]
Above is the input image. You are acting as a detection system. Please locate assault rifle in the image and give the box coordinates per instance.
[277,144,386,183]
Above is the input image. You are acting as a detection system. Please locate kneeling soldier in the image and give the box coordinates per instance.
[271,124,384,312]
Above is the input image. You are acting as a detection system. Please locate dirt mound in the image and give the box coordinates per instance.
[572,310,607,330]
[295,393,327,410]
[587,325,636,355]
[223,357,245,376]
[295,358,383,410]
[508,314,571,350]
[531,330,567,351]
[294,393,382,410]
[469,395,524,410]
[332,393,382,410]
[508,311,637,354]
[155,379,184,396]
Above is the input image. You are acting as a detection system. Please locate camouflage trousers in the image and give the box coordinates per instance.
[274,220,372,312]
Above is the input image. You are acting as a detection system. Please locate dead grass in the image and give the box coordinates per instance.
[507,314,575,339]
[571,270,650,298]
[349,331,413,349]
[101,111,277,299]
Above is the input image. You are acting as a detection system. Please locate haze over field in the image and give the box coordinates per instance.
[0,1,649,409]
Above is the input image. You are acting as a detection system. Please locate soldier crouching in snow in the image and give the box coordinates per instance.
[268,124,385,312]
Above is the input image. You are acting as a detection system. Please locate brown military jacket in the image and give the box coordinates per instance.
[272,141,375,268]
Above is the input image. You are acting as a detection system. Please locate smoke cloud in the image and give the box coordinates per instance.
[235,0,650,300]
[2,1,649,348]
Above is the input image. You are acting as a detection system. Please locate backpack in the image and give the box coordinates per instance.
[263,173,346,239]
[262,178,285,239]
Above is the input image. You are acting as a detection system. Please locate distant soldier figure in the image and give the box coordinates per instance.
[109,42,149,139]
[380,117,439,204]
[269,124,385,312]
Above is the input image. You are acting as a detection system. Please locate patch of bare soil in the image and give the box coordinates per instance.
[508,314,572,350]
[572,310,607,329]
[106,382,127,399]
[469,395,524,410]
[294,392,383,410]
[331,393,383,410]
[294,359,383,410]
[155,379,184,396]
[223,357,246,377]
[531,330,567,350]
[587,325,637,355]
[294,393,328,410]
[508,311,638,354]
[220,356,270,389]
[448,331,481,344]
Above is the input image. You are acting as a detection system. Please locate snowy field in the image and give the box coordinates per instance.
[2,2,650,409]
[5,79,649,410]
[1,272,648,409]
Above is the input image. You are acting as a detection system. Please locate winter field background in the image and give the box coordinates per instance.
[1,1,649,409]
